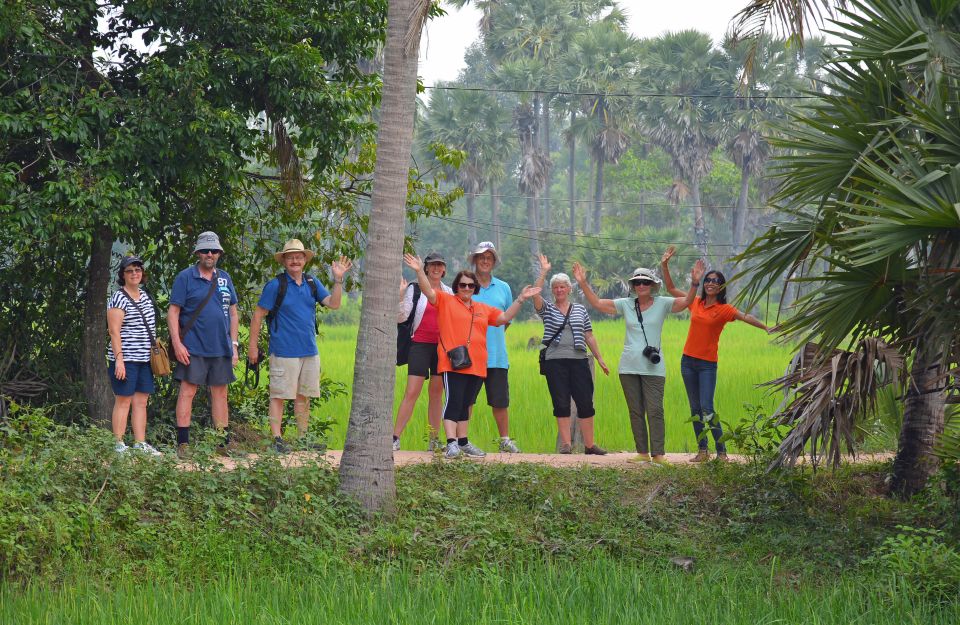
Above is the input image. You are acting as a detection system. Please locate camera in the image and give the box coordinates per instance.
[642,345,661,364]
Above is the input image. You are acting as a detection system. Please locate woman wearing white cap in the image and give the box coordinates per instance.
[573,257,703,463]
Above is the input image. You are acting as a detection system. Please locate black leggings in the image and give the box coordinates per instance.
[442,372,484,422]
[542,358,595,418]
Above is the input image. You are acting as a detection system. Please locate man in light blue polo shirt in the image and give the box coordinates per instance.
[169,231,239,457]
[470,241,521,453]
[248,239,351,453]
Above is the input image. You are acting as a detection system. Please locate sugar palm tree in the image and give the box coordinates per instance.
[733,0,960,498]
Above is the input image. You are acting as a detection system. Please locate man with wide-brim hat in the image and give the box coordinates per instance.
[169,231,239,458]
[467,240,522,454]
[249,238,352,453]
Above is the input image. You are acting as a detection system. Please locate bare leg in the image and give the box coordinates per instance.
[443,419,458,440]
[209,385,229,430]
[579,417,595,448]
[130,392,149,442]
[492,407,509,437]
[176,381,198,428]
[393,375,426,438]
[556,417,571,445]
[269,397,285,437]
[426,375,444,439]
[294,395,310,436]
[112,395,133,440]
[456,420,470,438]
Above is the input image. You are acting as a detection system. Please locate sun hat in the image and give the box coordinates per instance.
[273,238,315,264]
[628,267,662,285]
[193,231,224,253]
[423,252,447,266]
[468,241,499,266]
[119,255,144,271]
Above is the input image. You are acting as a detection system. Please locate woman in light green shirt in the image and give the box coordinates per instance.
[573,259,703,463]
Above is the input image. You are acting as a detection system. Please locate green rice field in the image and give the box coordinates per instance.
[314,318,792,453]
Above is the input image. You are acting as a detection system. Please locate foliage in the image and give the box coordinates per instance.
[864,525,960,605]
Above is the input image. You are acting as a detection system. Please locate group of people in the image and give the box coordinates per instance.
[107,231,349,457]
[394,242,769,462]
[107,231,769,462]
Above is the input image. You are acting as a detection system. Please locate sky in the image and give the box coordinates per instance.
[418,0,764,86]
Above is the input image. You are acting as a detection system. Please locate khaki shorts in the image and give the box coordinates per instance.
[269,355,321,399]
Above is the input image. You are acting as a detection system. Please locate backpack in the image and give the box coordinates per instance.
[266,272,320,334]
[396,283,421,366]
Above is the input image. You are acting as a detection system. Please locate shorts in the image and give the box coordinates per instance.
[407,341,439,378]
[481,367,510,408]
[108,361,155,396]
[269,355,322,399]
[173,355,236,387]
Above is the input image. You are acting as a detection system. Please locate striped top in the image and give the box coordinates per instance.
[106,289,156,362]
[536,301,592,352]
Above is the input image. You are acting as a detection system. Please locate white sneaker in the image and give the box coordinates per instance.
[392,438,401,452]
[115,441,128,454]
[428,438,441,452]
[499,438,521,453]
[444,441,462,459]
[133,441,162,456]
[460,442,486,457]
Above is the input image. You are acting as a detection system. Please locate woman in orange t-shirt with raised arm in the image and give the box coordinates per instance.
[661,247,770,461]
[404,254,540,459]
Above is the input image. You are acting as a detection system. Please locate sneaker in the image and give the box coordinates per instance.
[651,454,669,465]
[460,442,487,457]
[444,441,462,459]
[392,438,401,452]
[499,438,521,453]
[176,443,191,460]
[114,441,128,454]
[584,445,608,456]
[132,441,162,456]
[629,453,651,463]
[428,438,441,452]
[273,438,291,454]
[716,451,730,462]
[690,449,710,463]
[558,443,573,454]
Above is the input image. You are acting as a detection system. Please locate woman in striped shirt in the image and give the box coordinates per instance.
[106,256,161,455]
[532,255,610,455]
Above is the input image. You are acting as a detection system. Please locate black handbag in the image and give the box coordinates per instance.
[539,304,573,375]
[439,300,474,371]
[396,284,421,366]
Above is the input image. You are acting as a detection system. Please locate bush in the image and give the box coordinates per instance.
[865,525,960,605]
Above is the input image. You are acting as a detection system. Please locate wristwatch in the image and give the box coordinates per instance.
[232,341,239,347]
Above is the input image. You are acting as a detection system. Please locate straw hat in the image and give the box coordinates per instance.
[274,238,315,264]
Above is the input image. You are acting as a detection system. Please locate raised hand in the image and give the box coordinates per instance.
[331,256,353,280]
[537,253,551,276]
[403,253,423,273]
[661,245,676,265]
[518,285,542,302]
[572,262,587,284]
[692,258,706,284]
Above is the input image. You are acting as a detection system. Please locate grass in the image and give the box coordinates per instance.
[312,318,795,453]
[3,559,957,625]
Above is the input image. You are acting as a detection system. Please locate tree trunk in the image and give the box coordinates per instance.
[528,193,541,259]
[542,95,552,231]
[568,111,576,241]
[733,161,750,254]
[466,192,477,247]
[339,0,422,516]
[690,180,707,257]
[82,223,114,427]
[890,339,946,499]
[592,157,603,234]
[490,188,501,251]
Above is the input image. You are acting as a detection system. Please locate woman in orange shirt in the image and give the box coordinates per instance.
[404,254,540,459]
[661,247,769,461]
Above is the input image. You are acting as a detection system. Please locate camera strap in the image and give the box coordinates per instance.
[634,299,655,349]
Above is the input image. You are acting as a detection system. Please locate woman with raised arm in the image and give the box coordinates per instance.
[660,246,770,461]
[573,258,703,463]
[532,254,609,455]
[403,253,540,459]
[393,252,453,452]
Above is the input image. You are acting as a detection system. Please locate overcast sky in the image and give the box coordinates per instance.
[418,0,767,85]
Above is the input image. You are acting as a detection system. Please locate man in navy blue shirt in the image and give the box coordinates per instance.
[169,231,239,456]
[248,239,351,452]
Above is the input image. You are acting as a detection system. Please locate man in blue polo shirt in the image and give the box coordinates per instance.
[248,239,351,453]
[169,231,239,457]
[470,241,521,453]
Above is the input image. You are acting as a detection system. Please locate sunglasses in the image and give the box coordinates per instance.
[456,282,477,290]
[703,277,722,285]
[631,279,654,286]
[197,249,221,255]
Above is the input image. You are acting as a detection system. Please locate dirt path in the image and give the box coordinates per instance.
[205,449,893,471]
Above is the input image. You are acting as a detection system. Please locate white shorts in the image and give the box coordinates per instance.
[269,355,321,399]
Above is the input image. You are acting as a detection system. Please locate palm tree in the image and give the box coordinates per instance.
[338,0,429,515]
[733,0,960,498]
[636,31,726,256]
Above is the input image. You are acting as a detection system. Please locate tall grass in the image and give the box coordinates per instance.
[309,319,792,453]
[3,559,954,625]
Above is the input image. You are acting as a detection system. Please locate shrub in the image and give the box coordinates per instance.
[865,525,960,605]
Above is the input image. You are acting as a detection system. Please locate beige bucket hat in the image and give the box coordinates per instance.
[274,238,315,264]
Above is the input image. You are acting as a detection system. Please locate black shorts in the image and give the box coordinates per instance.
[481,367,510,408]
[542,358,595,418]
[407,341,439,379]
[174,355,236,387]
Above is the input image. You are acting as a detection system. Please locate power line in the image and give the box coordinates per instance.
[480,193,777,211]
[424,84,821,100]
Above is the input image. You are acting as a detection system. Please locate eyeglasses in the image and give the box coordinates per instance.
[703,277,722,284]
[456,282,476,290]
[123,267,143,274]
[197,249,221,256]
[632,279,654,286]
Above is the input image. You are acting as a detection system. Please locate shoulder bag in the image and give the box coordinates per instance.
[438,299,473,371]
[396,283,421,366]
[539,303,573,375]
[170,273,219,364]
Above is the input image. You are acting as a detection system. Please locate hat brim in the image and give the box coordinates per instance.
[469,251,499,266]
[275,249,315,264]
